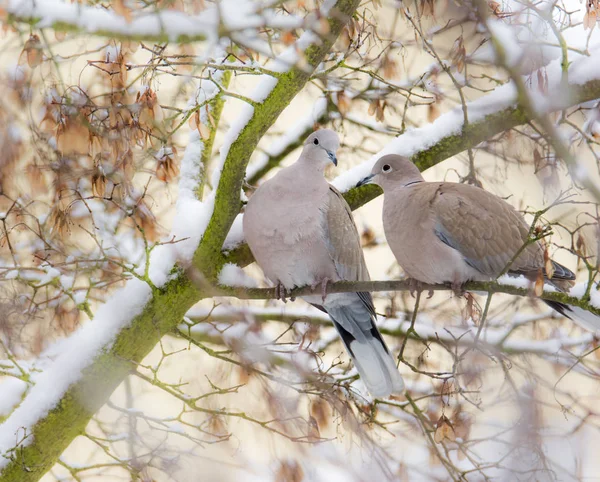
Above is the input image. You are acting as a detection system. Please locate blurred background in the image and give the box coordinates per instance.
[1,0,600,480]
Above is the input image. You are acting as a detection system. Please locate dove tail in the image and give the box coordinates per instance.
[321,293,405,398]
[544,299,600,332]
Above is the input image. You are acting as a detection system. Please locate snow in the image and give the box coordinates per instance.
[245,96,328,180]
[332,80,517,192]
[0,52,231,471]
[0,378,27,418]
[5,0,304,43]
[223,213,244,251]
[0,278,151,470]
[148,54,227,286]
[37,266,60,286]
[218,263,259,288]
[486,18,523,68]
[211,0,337,190]
[332,46,600,193]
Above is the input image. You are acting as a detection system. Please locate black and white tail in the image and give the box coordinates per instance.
[542,261,600,332]
[314,292,405,398]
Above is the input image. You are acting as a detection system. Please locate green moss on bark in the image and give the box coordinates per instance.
[0,2,360,480]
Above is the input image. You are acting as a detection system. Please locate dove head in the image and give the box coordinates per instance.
[301,129,340,170]
[358,154,424,190]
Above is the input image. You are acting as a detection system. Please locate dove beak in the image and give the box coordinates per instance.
[326,150,337,166]
[356,173,374,187]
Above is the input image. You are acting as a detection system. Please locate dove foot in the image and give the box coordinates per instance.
[311,278,330,303]
[450,279,465,297]
[407,278,424,298]
[275,282,295,303]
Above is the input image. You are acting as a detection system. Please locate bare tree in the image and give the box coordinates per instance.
[1,0,600,480]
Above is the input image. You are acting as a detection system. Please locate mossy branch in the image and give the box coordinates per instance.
[224,74,600,266]
[0,2,359,480]
[192,0,361,282]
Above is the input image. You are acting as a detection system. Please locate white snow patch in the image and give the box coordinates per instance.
[218,263,259,288]
[0,378,27,418]
[0,278,152,469]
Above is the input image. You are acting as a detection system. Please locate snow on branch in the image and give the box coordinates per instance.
[192,0,359,281]
[223,64,600,267]
[333,45,600,195]
[4,0,304,43]
[0,1,360,479]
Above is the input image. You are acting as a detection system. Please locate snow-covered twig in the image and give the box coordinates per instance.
[4,0,304,44]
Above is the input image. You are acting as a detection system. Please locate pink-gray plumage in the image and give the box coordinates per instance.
[243,130,405,398]
[360,154,599,332]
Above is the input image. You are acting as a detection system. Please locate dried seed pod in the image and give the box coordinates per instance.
[20,34,43,68]
[434,414,456,443]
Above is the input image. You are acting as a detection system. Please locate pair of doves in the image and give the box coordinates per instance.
[243,129,598,398]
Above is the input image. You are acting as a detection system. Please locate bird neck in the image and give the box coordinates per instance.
[403,179,424,187]
[296,156,327,175]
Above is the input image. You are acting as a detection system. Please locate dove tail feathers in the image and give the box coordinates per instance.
[322,294,405,398]
[544,299,600,332]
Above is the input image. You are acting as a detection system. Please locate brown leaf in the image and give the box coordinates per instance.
[49,206,71,237]
[307,416,320,441]
[25,163,47,192]
[368,99,379,116]
[316,17,330,36]
[310,398,330,430]
[488,0,502,17]
[282,31,295,46]
[434,415,456,443]
[92,168,107,197]
[337,91,350,115]
[534,269,544,297]
[207,415,228,436]
[427,102,440,122]
[375,101,386,122]
[57,118,90,156]
[382,56,398,78]
[20,34,43,69]
[544,248,555,279]
[420,0,434,17]
[361,226,377,247]
[452,410,473,440]
[114,0,132,23]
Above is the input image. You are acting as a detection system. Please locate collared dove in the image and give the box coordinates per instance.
[358,154,600,331]
[243,130,405,398]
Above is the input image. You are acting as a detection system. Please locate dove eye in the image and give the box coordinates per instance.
[382,164,391,172]
[313,138,319,145]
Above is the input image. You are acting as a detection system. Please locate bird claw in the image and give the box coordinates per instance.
[311,278,330,303]
[451,280,465,297]
[407,278,424,298]
[276,282,292,303]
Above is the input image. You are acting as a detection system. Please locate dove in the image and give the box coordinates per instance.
[358,154,600,331]
[243,130,405,398]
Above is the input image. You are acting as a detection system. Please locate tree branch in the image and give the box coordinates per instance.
[0,2,360,479]
[210,279,600,319]
[4,0,303,44]
[223,73,600,265]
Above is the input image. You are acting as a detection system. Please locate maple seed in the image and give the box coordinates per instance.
[20,34,43,69]
[434,415,456,443]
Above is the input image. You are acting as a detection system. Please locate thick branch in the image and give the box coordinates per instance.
[193,0,360,281]
[224,73,600,265]
[0,2,359,480]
